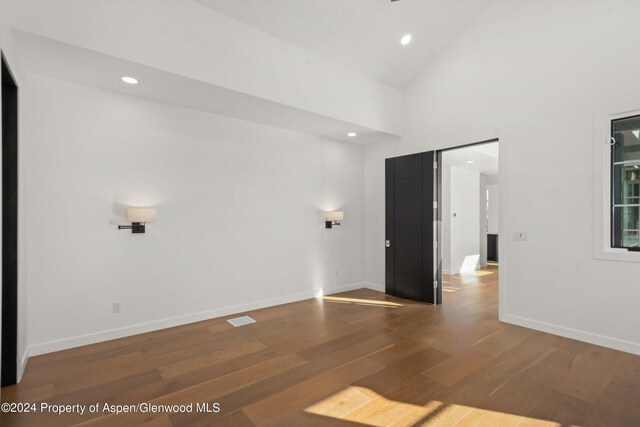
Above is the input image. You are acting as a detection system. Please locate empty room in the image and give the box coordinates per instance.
[1,0,639,426]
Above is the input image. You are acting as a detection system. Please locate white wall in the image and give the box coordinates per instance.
[447,167,480,274]
[479,174,488,267]
[365,0,640,354]
[22,75,365,356]
[363,139,399,289]
[487,184,499,235]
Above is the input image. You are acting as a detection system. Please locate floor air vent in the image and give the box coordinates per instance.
[227,315,256,327]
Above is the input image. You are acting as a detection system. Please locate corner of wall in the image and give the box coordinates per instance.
[364,282,384,293]
[17,346,29,382]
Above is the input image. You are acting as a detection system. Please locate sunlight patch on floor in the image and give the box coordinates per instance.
[304,386,561,426]
[305,386,442,426]
[322,296,403,307]
[460,269,494,277]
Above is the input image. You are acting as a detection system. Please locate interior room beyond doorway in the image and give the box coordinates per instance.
[440,142,499,297]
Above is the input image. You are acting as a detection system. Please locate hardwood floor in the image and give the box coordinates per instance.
[2,265,639,426]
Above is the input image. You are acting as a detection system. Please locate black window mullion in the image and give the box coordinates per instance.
[611,115,640,249]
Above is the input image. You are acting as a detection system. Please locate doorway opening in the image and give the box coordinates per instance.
[1,53,19,387]
[437,140,499,300]
[384,139,500,306]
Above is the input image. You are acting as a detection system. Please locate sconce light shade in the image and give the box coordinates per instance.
[126,207,156,224]
[325,211,344,229]
[325,211,344,222]
[118,207,156,234]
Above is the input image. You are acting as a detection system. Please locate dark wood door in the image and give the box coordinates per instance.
[487,234,499,262]
[385,152,440,304]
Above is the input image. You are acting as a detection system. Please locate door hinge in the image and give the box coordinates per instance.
[433,281,438,289]
[433,161,438,169]
[433,241,437,249]
[433,201,438,209]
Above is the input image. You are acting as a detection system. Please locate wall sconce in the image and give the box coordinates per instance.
[325,211,344,229]
[118,207,156,233]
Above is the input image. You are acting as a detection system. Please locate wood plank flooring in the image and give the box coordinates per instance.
[1,265,639,426]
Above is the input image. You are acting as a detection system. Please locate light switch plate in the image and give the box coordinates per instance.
[513,231,528,241]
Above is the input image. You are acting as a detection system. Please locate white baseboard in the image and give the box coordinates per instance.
[501,313,640,356]
[25,282,368,359]
[364,282,385,292]
[23,283,639,379]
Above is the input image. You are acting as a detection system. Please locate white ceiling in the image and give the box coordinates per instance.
[15,31,397,144]
[196,0,492,90]
[442,142,499,176]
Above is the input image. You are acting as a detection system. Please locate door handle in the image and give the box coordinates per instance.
[385,240,391,248]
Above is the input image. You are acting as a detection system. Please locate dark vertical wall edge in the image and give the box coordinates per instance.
[1,52,19,387]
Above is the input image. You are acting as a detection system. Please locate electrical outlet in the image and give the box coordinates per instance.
[112,302,122,314]
[513,232,528,241]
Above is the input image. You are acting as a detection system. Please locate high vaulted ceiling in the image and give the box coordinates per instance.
[4,0,403,144]
[4,0,493,144]
[196,0,492,90]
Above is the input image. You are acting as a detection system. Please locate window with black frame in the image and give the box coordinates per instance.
[612,115,640,249]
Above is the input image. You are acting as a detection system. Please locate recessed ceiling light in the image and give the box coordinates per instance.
[121,76,138,85]
[347,132,357,137]
[400,34,412,46]
[633,130,640,139]
[466,160,475,164]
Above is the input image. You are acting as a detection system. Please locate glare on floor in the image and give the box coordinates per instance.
[322,296,402,307]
